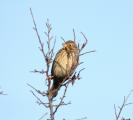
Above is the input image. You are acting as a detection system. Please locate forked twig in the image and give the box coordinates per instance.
[114,90,133,120]
[79,32,88,53]
[53,84,70,114]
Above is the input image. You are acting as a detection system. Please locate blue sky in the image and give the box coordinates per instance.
[1,0,133,120]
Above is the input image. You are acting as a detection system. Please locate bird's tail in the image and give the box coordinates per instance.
[48,79,60,99]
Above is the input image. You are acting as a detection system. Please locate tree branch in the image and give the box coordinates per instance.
[53,84,70,115]
[114,90,133,120]
[29,8,90,120]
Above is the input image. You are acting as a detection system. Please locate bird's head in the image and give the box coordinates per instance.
[63,40,78,51]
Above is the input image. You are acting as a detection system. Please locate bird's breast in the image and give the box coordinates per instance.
[53,50,78,78]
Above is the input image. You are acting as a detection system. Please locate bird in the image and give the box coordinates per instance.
[48,40,79,99]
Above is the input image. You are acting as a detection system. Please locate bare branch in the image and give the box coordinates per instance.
[27,83,47,96]
[114,104,118,119]
[38,113,48,120]
[30,69,45,74]
[47,93,54,120]
[75,117,87,120]
[30,90,48,108]
[73,28,76,42]
[121,118,131,120]
[61,37,66,43]
[79,50,96,56]
[79,32,88,53]
[114,90,133,120]
[30,8,46,59]
[62,68,85,86]
[53,84,70,114]
[49,38,56,59]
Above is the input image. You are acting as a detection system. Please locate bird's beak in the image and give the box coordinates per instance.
[64,44,67,47]
[63,44,68,50]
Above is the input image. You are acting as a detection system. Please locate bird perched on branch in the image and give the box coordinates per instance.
[48,40,79,99]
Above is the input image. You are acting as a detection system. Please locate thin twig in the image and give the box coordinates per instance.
[73,28,76,42]
[30,8,46,59]
[30,90,48,108]
[30,69,45,74]
[62,68,85,86]
[79,32,88,53]
[114,90,133,120]
[61,37,66,43]
[49,38,56,59]
[76,117,87,120]
[53,84,69,114]
[27,83,47,96]
[79,50,96,56]
[38,113,48,120]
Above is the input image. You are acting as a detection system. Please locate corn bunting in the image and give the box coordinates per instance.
[48,40,79,99]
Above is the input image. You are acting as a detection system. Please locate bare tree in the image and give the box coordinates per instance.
[28,8,95,120]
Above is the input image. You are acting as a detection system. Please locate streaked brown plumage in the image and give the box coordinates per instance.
[48,40,79,99]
